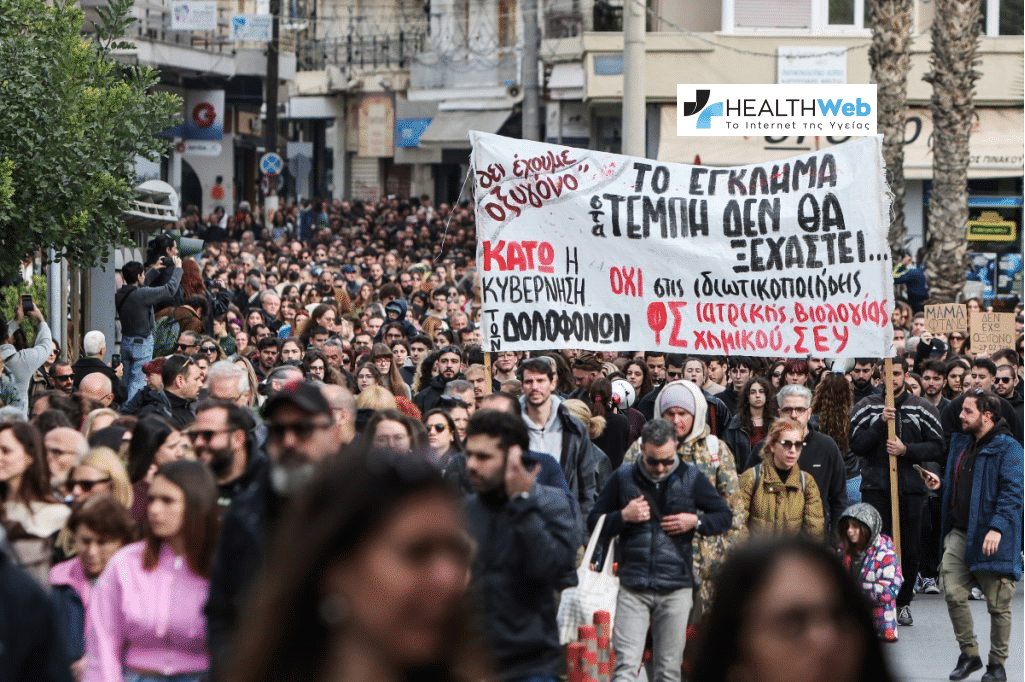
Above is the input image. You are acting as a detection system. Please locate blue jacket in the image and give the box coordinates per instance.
[588,458,732,593]
[941,423,1024,579]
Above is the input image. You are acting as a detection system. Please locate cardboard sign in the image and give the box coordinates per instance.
[471,133,894,357]
[924,303,967,334]
[969,311,1016,355]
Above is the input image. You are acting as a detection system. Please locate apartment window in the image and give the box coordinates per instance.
[823,0,866,30]
[983,0,1024,35]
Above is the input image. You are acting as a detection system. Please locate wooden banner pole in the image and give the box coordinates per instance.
[884,356,901,560]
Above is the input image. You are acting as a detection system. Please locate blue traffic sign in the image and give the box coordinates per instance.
[260,152,284,175]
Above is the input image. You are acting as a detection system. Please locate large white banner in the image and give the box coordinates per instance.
[471,133,893,358]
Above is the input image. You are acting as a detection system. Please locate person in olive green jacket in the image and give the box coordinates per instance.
[740,418,825,540]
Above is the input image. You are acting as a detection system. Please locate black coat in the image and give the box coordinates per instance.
[0,549,73,682]
[72,357,127,405]
[588,458,732,593]
[941,392,1023,447]
[466,484,579,682]
[204,469,284,682]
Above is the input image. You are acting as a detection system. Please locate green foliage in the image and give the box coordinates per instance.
[0,274,48,345]
[0,0,181,280]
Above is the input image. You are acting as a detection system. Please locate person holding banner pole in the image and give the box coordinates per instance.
[850,357,945,627]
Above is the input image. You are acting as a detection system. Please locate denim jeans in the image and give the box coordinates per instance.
[121,334,153,402]
[846,474,862,506]
[612,585,693,682]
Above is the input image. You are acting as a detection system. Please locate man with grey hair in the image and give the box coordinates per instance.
[44,426,87,494]
[589,418,732,682]
[442,378,476,416]
[263,365,303,399]
[758,383,848,535]
[206,361,248,406]
[73,330,126,404]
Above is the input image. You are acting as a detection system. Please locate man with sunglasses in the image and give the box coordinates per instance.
[189,399,266,511]
[940,358,1023,447]
[589,418,732,682]
[206,381,338,681]
[49,362,76,396]
[175,331,202,357]
[993,365,1023,427]
[851,356,945,627]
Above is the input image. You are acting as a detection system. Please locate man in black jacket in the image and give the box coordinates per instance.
[205,381,339,681]
[73,330,126,405]
[413,345,464,413]
[589,418,731,682]
[137,354,202,429]
[941,357,1023,446]
[851,356,945,627]
[464,410,578,682]
[188,399,267,511]
[116,255,181,402]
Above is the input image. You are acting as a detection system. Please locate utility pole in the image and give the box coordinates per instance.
[265,0,281,199]
[522,0,540,141]
[622,0,645,156]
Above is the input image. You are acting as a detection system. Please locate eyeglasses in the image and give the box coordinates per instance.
[200,345,219,354]
[995,376,1013,384]
[427,423,448,433]
[781,406,809,416]
[771,371,783,379]
[267,420,333,442]
[949,335,965,341]
[54,374,74,382]
[777,440,805,451]
[667,371,683,379]
[187,428,235,442]
[68,477,111,492]
[645,455,677,468]
[177,342,197,350]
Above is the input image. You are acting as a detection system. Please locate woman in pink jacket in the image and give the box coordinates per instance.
[84,460,219,682]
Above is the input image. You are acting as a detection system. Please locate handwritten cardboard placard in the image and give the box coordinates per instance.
[924,303,967,334]
[969,311,1016,355]
[471,133,893,357]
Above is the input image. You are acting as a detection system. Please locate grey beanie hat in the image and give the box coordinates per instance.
[656,381,697,417]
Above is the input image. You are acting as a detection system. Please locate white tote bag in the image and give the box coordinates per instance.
[557,514,619,644]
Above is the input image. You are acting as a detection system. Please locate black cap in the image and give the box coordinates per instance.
[262,380,330,420]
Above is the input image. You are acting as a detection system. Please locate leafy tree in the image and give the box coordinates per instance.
[0,0,180,280]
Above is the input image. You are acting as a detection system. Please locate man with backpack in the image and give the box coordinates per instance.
[116,255,182,402]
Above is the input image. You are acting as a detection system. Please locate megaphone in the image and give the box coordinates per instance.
[168,230,205,259]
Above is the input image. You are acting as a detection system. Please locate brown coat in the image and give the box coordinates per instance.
[740,459,825,540]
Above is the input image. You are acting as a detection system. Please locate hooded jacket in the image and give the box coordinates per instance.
[941,421,1024,579]
[839,503,902,641]
[1,320,52,417]
[624,381,746,613]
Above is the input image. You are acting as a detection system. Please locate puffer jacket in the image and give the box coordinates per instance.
[740,457,824,539]
[588,457,732,593]
[941,422,1024,579]
[838,503,902,642]
[622,380,746,611]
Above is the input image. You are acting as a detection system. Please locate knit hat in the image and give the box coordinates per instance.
[655,380,696,416]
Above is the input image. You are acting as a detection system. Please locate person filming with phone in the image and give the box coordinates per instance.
[116,235,182,402]
[0,295,52,418]
[463,409,579,682]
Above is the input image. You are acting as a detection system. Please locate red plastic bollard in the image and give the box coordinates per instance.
[579,624,599,681]
[566,642,586,682]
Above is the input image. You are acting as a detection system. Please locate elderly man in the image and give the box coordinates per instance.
[44,427,87,495]
[79,372,115,408]
[73,330,126,404]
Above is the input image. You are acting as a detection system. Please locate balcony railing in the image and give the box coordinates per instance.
[297,31,426,72]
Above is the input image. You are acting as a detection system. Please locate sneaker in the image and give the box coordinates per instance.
[970,586,985,600]
[920,577,941,594]
[914,574,924,593]
[897,605,913,626]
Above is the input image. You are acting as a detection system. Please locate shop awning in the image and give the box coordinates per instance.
[419,108,512,149]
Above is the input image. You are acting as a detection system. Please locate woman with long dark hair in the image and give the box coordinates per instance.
[229,447,490,682]
[586,377,631,470]
[811,372,858,504]
[623,359,653,401]
[691,537,897,682]
[84,460,219,682]
[723,376,775,473]
[0,421,71,583]
[126,416,187,525]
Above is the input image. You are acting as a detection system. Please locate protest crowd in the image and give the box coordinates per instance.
[0,192,1022,682]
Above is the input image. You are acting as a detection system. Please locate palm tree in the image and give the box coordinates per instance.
[922,0,982,303]
[868,0,913,261]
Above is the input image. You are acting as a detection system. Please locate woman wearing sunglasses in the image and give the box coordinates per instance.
[739,419,824,539]
[65,447,134,508]
[422,408,461,471]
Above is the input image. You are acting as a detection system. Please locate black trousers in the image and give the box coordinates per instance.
[919,495,943,578]
[862,491,926,607]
